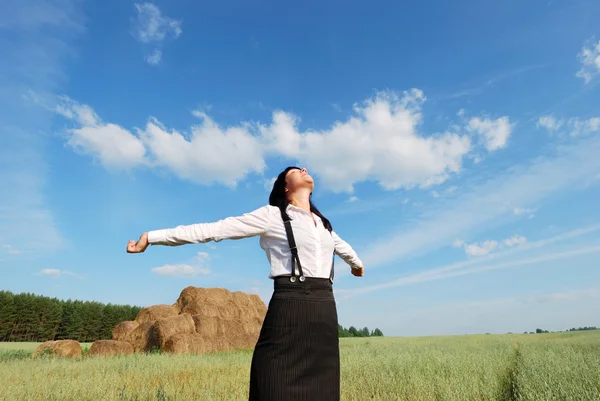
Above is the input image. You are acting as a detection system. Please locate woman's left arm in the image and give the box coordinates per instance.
[332,231,364,275]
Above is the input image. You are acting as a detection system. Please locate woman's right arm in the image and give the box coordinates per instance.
[126,205,272,253]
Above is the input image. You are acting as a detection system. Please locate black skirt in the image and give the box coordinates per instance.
[248,276,340,401]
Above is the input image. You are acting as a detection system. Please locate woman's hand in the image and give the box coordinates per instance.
[351,266,364,277]
[127,232,149,253]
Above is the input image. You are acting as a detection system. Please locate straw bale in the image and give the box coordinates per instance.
[192,315,221,338]
[135,304,178,324]
[192,315,260,350]
[33,340,82,358]
[176,287,231,314]
[163,334,207,354]
[151,313,196,349]
[129,320,155,352]
[112,320,139,342]
[88,340,134,357]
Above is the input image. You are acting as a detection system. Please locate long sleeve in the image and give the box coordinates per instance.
[332,230,363,269]
[147,205,272,246]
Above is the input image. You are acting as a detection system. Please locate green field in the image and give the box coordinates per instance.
[1,332,599,400]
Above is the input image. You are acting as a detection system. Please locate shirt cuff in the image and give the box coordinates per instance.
[147,229,166,244]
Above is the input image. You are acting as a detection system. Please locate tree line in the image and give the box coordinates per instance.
[0,290,142,343]
[338,324,383,337]
[521,327,599,334]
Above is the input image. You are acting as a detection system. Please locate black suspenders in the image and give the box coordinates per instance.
[281,210,335,283]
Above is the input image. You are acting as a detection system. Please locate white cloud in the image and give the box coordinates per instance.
[569,117,600,137]
[263,177,276,192]
[467,116,513,151]
[503,235,527,247]
[40,268,62,277]
[145,49,162,65]
[281,90,472,192]
[152,251,211,277]
[140,115,266,187]
[537,115,562,132]
[152,264,210,277]
[457,235,526,257]
[358,134,600,269]
[51,89,481,192]
[576,38,600,84]
[347,196,358,203]
[132,3,182,43]
[513,207,536,219]
[536,115,600,137]
[69,124,147,170]
[132,3,181,63]
[431,191,440,198]
[195,251,209,262]
[55,96,100,126]
[464,240,498,256]
[37,268,83,279]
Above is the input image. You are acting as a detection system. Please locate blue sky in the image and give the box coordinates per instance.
[1,0,600,337]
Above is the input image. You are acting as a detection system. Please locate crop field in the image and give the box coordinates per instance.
[1,332,599,400]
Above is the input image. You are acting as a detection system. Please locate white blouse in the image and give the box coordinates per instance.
[147,204,364,279]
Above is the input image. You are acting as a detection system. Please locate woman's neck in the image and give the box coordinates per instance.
[289,189,312,213]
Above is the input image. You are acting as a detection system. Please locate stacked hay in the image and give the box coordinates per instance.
[135,304,178,324]
[33,340,82,358]
[175,287,267,353]
[112,321,138,342]
[88,340,134,357]
[30,287,266,358]
[150,313,196,349]
[107,286,267,355]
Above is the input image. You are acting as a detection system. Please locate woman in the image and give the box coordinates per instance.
[127,166,365,401]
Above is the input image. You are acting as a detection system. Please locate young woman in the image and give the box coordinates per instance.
[127,166,365,401]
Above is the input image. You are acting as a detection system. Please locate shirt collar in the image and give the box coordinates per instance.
[286,204,322,222]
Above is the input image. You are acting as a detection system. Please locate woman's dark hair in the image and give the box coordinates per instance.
[269,166,333,232]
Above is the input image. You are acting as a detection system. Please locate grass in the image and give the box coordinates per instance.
[0,332,599,400]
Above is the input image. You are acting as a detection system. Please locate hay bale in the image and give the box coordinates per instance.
[112,320,139,342]
[192,315,259,351]
[88,340,134,357]
[174,286,267,352]
[135,304,178,324]
[33,340,81,358]
[176,287,232,314]
[129,320,155,352]
[151,313,196,350]
[163,334,207,354]
[192,315,219,337]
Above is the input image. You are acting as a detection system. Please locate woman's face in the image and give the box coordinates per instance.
[285,168,314,194]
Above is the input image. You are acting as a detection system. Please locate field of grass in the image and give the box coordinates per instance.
[1,332,599,400]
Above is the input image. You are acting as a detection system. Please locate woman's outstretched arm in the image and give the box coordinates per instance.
[332,231,365,277]
[126,205,272,253]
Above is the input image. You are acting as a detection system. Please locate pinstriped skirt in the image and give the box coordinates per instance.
[248,277,340,401]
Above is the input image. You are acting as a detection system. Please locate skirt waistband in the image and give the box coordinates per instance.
[272,276,334,300]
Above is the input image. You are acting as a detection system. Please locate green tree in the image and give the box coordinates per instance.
[0,291,16,341]
[372,328,384,336]
[348,326,359,337]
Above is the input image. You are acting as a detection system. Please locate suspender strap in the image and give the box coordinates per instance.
[281,211,305,282]
[330,255,334,283]
[280,209,335,284]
